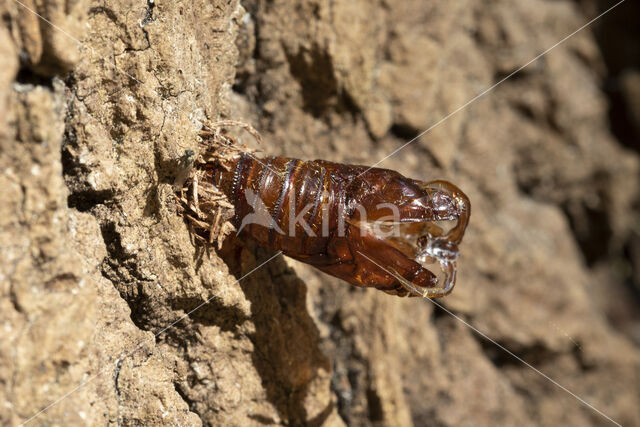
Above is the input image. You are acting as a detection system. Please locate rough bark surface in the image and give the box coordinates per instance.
[1,0,639,426]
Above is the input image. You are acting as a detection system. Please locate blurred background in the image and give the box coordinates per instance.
[578,0,640,342]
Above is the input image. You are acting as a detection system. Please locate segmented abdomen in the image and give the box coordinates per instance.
[213,153,365,257]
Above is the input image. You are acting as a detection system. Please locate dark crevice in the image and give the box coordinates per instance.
[388,124,444,168]
[306,402,335,427]
[584,1,640,323]
[165,295,249,333]
[479,339,560,369]
[562,201,613,266]
[588,0,640,154]
[390,123,420,140]
[248,413,281,424]
[15,68,55,89]
[173,382,194,411]
[430,302,450,322]
[365,385,384,422]
[88,6,121,23]
[62,123,117,211]
[67,189,115,212]
[283,44,349,118]
[101,267,152,330]
[60,134,79,175]
[8,284,23,314]
[623,237,640,300]
[571,342,595,372]
[114,358,124,427]
[492,67,532,84]
[604,77,639,152]
[512,102,536,121]
[100,222,134,263]
[99,222,159,333]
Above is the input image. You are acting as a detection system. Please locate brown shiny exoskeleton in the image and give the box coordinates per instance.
[206,152,471,298]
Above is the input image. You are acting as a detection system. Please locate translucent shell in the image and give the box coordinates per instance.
[361,180,470,297]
